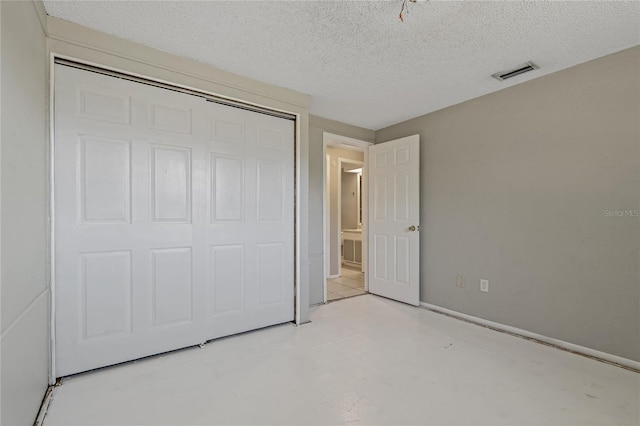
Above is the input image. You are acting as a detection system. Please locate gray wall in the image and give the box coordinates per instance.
[1,1,50,424]
[308,116,374,305]
[376,47,640,361]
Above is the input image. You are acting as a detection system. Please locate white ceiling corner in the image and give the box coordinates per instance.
[43,1,640,130]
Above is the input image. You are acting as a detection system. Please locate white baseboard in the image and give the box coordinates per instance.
[420,302,640,372]
[34,385,56,426]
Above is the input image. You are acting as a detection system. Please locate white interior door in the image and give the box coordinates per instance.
[54,64,294,377]
[367,135,420,306]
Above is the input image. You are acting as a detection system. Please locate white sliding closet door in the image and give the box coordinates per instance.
[54,64,294,377]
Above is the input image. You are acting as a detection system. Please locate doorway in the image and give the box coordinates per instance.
[323,133,372,303]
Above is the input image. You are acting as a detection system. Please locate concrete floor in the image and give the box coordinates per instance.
[44,295,639,425]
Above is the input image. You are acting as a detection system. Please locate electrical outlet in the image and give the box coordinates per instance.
[480,279,489,293]
[456,274,465,288]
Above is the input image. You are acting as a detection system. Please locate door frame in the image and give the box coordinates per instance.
[48,53,304,381]
[322,132,373,303]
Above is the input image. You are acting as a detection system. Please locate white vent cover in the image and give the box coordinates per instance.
[492,61,539,81]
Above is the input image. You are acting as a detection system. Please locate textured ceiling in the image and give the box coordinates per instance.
[43,1,640,130]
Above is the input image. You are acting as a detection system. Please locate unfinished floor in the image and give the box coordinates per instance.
[44,295,638,425]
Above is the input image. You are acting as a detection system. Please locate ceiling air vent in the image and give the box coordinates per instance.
[492,61,539,81]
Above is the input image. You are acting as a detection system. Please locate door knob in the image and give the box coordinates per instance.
[408,225,420,232]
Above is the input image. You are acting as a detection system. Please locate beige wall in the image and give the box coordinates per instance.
[1,1,50,424]
[376,46,640,361]
[308,116,374,305]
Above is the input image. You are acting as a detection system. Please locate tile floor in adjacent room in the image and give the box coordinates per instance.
[44,295,639,426]
[327,265,366,301]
